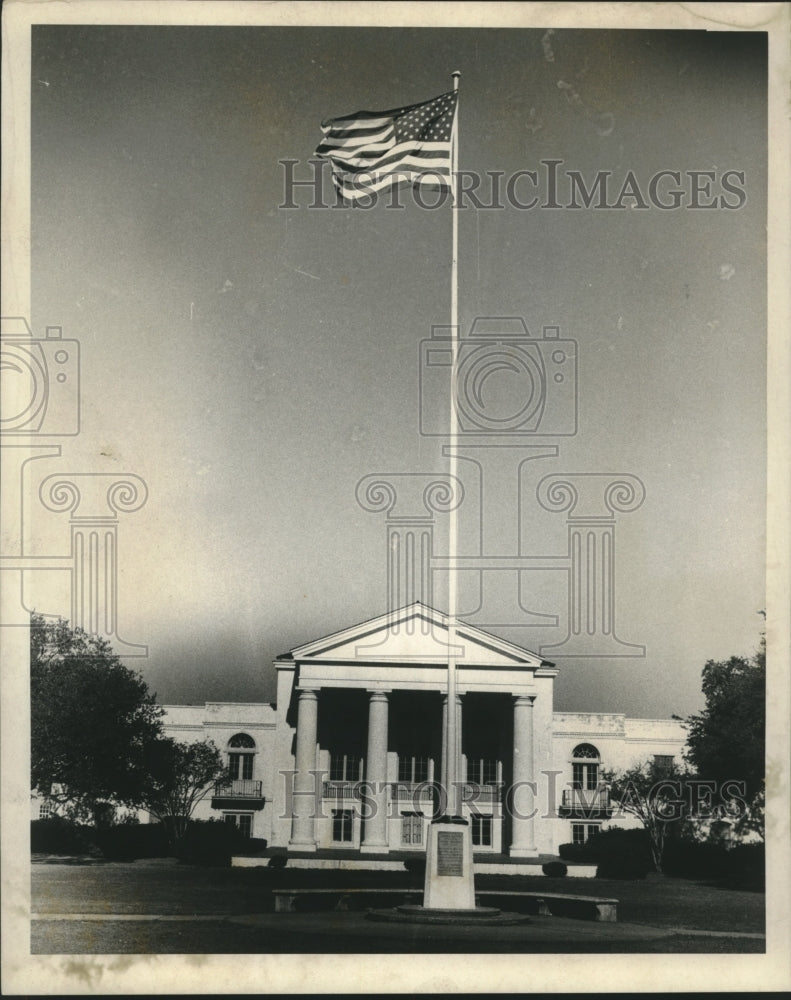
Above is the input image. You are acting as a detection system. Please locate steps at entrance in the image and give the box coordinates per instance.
[231,854,597,877]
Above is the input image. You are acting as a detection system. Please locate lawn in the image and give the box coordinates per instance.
[476,872,765,934]
[32,857,764,936]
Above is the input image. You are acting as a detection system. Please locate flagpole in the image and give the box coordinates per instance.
[446,70,461,817]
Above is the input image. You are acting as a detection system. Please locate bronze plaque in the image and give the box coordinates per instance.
[436,831,464,876]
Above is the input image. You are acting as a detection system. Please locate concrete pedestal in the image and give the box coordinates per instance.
[423,817,476,911]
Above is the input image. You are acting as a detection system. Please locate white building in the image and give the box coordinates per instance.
[159,603,686,857]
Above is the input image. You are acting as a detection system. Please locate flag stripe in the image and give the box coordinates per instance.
[315,89,457,204]
[319,124,396,145]
[323,143,451,171]
[331,169,453,202]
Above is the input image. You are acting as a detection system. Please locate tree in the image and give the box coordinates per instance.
[684,634,765,831]
[603,759,691,872]
[31,613,164,824]
[140,739,228,851]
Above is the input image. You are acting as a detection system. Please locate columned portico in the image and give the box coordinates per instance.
[280,603,555,858]
[289,687,319,851]
[509,694,538,857]
[361,690,390,852]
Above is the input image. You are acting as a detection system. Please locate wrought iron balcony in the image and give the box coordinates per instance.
[390,782,436,802]
[461,782,502,804]
[322,780,363,800]
[212,778,263,801]
[559,787,611,816]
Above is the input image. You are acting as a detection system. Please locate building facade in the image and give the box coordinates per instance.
[156,603,687,857]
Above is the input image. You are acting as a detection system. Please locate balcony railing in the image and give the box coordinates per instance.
[461,782,502,803]
[212,779,263,800]
[321,781,439,802]
[319,781,503,804]
[322,780,363,800]
[560,787,611,813]
[390,782,436,802]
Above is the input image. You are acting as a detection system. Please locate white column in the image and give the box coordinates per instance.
[361,690,390,852]
[289,687,319,851]
[440,694,465,816]
[509,694,538,857]
[456,695,464,794]
[440,694,449,805]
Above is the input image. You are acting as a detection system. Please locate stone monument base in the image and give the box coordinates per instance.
[422,815,475,910]
[367,905,530,926]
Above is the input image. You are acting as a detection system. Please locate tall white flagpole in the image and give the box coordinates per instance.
[424,71,475,912]
[446,69,461,817]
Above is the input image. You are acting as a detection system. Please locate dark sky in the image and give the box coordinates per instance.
[28,25,767,717]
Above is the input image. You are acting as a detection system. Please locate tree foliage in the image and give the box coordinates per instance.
[603,759,690,872]
[684,637,765,804]
[140,739,228,850]
[31,613,164,823]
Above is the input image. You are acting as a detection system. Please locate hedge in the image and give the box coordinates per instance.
[559,828,652,880]
[662,840,764,888]
[32,816,269,866]
[95,822,170,861]
[559,829,764,887]
[31,817,96,855]
[178,820,267,866]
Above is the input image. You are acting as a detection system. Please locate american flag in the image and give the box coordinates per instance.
[315,90,458,203]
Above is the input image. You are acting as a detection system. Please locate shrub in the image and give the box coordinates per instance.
[658,839,763,888]
[404,857,427,885]
[721,843,764,890]
[596,855,649,880]
[662,838,728,880]
[96,822,170,861]
[542,861,568,878]
[560,828,652,872]
[178,819,250,866]
[31,816,95,855]
[558,842,589,863]
[589,828,651,860]
[241,837,268,855]
[571,828,653,880]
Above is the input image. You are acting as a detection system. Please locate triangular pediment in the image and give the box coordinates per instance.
[290,603,552,669]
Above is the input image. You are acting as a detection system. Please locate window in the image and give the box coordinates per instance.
[572,822,601,844]
[329,753,361,782]
[223,813,253,837]
[331,809,353,843]
[571,744,600,790]
[653,754,675,775]
[467,758,499,785]
[471,814,493,846]
[229,753,254,780]
[227,733,255,781]
[229,733,255,749]
[398,755,430,783]
[401,812,423,846]
[38,801,54,820]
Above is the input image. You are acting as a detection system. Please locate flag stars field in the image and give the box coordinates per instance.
[315,89,458,201]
